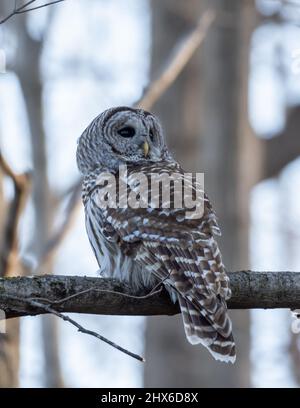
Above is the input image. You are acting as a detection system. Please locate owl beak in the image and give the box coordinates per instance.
[143,141,150,157]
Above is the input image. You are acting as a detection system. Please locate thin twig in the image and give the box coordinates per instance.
[32,285,164,306]
[29,299,144,362]
[16,0,37,12]
[136,9,216,111]
[0,0,66,25]
[0,0,36,24]
[3,293,144,362]
[16,0,66,14]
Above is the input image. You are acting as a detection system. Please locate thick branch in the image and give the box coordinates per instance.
[1,271,300,319]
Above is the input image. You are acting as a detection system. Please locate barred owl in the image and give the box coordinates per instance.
[76,106,236,363]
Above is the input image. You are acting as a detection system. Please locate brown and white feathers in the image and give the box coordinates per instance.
[77,106,236,363]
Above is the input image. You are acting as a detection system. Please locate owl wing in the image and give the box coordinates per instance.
[90,162,235,363]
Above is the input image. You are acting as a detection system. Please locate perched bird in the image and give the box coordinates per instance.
[76,106,236,363]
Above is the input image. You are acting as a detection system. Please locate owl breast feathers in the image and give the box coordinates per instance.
[77,106,236,363]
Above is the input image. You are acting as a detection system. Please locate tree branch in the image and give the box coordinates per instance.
[0,153,31,277]
[3,292,144,362]
[136,9,216,111]
[1,271,300,320]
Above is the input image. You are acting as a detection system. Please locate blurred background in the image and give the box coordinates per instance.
[0,0,300,388]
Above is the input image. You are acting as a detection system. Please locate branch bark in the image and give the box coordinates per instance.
[1,271,300,320]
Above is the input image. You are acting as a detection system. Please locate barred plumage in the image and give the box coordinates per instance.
[77,106,236,363]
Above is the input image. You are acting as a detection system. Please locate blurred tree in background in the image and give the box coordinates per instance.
[144,0,257,387]
[0,0,63,387]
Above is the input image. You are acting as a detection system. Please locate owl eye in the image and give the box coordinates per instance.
[117,126,136,138]
[149,128,155,142]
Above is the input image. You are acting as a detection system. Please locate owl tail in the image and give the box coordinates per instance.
[178,296,236,364]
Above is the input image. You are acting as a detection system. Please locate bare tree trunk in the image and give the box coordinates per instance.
[12,14,63,388]
[144,0,258,387]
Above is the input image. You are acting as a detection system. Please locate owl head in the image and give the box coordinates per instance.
[76,106,172,175]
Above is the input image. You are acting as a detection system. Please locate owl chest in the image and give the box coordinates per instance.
[84,199,156,290]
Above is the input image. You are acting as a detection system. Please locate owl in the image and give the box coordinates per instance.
[76,106,236,363]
